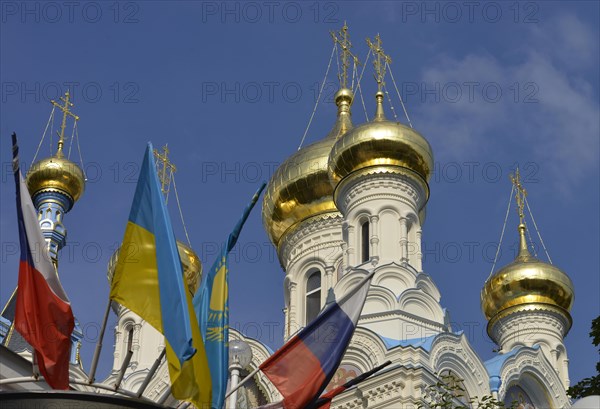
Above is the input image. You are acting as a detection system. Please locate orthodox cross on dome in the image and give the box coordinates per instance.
[366,34,392,93]
[510,168,527,225]
[154,144,177,201]
[330,21,358,89]
[51,90,79,157]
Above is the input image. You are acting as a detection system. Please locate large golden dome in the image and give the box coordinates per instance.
[481,224,574,324]
[26,152,85,204]
[328,92,433,189]
[107,240,202,296]
[262,89,353,248]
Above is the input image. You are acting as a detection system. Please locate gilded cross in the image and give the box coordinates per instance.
[51,90,79,156]
[154,145,177,201]
[330,22,358,89]
[510,168,527,224]
[366,34,392,93]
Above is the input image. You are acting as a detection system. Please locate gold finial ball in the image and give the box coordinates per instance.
[107,241,202,295]
[334,88,354,106]
[262,137,339,248]
[327,117,433,187]
[481,256,574,322]
[26,155,85,204]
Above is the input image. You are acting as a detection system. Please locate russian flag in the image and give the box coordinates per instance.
[307,360,392,409]
[258,270,374,409]
[11,133,75,390]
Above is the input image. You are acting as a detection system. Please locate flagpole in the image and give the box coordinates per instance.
[157,386,172,405]
[224,366,261,400]
[88,298,112,384]
[114,348,134,390]
[31,352,40,379]
[307,360,392,409]
[137,347,166,397]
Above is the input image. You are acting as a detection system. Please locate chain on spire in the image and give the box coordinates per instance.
[51,90,79,157]
[366,34,392,93]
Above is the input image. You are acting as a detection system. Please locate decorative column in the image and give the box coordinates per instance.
[369,215,380,264]
[399,216,409,264]
[551,349,559,372]
[342,221,350,271]
[324,265,335,293]
[346,224,356,268]
[415,228,423,272]
[283,307,289,339]
[562,358,570,388]
[287,281,298,339]
[131,322,141,370]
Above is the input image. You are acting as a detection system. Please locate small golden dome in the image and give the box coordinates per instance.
[26,152,85,204]
[107,240,202,296]
[262,89,354,247]
[177,241,202,295]
[328,92,433,188]
[481,224,574,322]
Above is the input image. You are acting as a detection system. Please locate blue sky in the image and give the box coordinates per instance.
[1,1,598,385]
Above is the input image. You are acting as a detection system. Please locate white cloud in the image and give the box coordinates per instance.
[409,14,599,194]
[530,13,598,69]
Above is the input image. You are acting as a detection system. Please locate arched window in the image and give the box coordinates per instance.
[361,220,370,263]
[305,270,321,324]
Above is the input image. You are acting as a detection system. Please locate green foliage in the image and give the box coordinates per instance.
[418,373,518,409]
[567,315,600,399]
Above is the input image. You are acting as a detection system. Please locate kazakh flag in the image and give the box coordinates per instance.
[194,182,266,409]
[110,143,197,366]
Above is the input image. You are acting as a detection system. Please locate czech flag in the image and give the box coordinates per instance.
[258,269,374,409]
[12,133,74,390]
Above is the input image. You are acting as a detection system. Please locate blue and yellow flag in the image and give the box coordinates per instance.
[193,182,266,409]
[166,285,211,408]
[110,143,196,365]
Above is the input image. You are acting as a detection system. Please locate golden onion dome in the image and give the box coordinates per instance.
[26,151,85,204]
[107,240,202,296]
[328,92,433,189]
[262,88,354,248]
[481,224,574,323]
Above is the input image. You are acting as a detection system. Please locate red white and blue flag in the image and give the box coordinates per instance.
[307,360,392,409]
[12,133,75,390]
[258,270,374,409]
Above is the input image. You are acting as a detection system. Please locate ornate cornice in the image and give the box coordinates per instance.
[488,303,572,341]
[278,212,344,270]
[334,167,429,215]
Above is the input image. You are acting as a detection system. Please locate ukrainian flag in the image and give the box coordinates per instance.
[165,285,212,407]
[111,144,210,406]
[194,182,266,409]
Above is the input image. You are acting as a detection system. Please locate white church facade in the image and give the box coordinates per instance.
[0,28,577,409]
[105,56,575,409]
